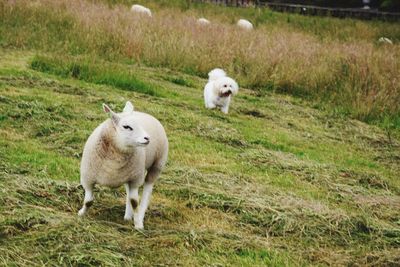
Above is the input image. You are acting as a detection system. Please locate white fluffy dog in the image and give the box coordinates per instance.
[204,68,239,114]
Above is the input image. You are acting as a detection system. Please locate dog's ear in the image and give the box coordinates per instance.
[231,80,239,95]
[213,80,224,94]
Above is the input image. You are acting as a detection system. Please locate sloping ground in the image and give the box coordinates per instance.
[2,0,400,126]
[0,50,399,266]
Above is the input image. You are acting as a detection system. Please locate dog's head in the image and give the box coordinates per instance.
[213,77,239,97]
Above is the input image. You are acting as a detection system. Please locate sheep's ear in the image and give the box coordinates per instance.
[103,103,113,114]
[103,103,120,125]
[123,101,134,113]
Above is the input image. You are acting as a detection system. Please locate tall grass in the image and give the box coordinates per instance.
[1,0,399,124]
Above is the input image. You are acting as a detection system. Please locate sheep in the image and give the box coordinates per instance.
[378,37,393,45]
[237,19,253,30]
[78,101,168,230]
[197,18,211,25]
[131,4,152,17]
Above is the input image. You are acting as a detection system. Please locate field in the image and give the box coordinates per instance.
[0,0,400,266]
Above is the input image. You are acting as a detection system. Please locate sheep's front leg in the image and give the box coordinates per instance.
[124,183,139,221]
[135,182,154,230]
[78,183,94,216]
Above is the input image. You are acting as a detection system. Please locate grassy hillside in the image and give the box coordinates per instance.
[0,0,400,266]
[1,49,399,266]
[1,0,399,127]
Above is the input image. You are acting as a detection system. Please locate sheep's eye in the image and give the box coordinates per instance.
[223,85,227,87]
[123,125,133,131]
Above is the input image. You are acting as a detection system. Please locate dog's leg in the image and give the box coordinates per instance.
[205,96,216,109]
[205,88,216,109]
[221,98,231,114]
[221,105,229,114]
[207,103,216,109]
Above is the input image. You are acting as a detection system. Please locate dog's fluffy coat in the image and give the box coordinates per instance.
[204,68,239,114]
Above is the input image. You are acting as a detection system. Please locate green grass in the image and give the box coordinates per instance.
[30,55,163,97]
[0,49,399,266]
[1,0,400,265]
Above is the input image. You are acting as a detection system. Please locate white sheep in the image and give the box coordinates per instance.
[131,4,152,17]
[378,37,393,45]
[197,18,211,25]
[78,101,168,230]
[237,19,253,30]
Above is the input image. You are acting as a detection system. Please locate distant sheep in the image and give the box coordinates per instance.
[237,19,253,30]
[78,101,168,230]
[197,18,211,25]
[131,4,152,17]
[378,37,393,45]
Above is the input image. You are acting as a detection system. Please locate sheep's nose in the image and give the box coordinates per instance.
[143,136,150,144]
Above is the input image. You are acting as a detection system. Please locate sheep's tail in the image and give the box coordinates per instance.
[208,68,226,82]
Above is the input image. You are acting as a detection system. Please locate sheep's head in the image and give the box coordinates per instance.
[214,77,239,97]
[103,102,150,152]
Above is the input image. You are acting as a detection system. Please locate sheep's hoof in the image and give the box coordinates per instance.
[134,223,144,230]
[124,214,134,221]
[78,208,86,217]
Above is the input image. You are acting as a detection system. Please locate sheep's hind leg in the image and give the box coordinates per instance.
[135,168,160,229]
[78,183,94,216]
[124,183,139,221]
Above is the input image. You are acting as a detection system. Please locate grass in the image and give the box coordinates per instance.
[30,55,163,97]
[0,48,399,266]
[0,0,400,265]
[1,0,400,126]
